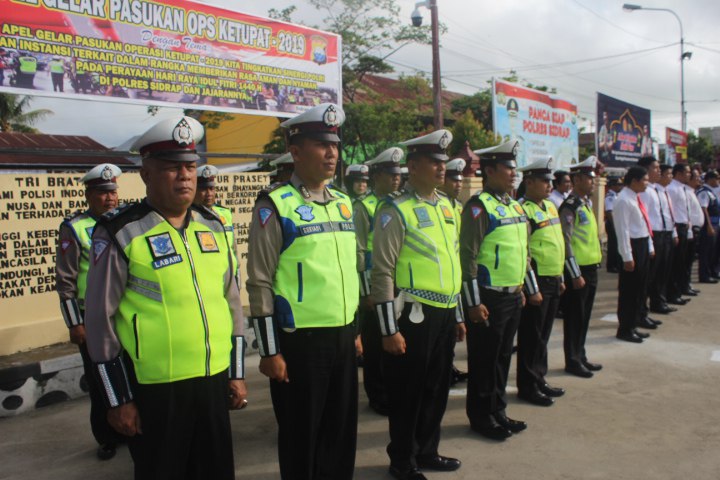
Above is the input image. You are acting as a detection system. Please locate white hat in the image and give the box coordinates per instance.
[365,147,404,174]
[518,156,554,180]
[270,152,294,167]
[570,155,597,177]
[445,158,466,180]
[400,166,409,176]
[400,129,453,161]
[280,103,345,142]
[197,164,219,187]
[345,164,369,180]
[474,138,519,168]
[81,163,122,191]
[132,116,204,162]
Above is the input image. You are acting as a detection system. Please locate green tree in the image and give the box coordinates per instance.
[687,131,715,167]
[448,109,500,156]
[0,94,52,133]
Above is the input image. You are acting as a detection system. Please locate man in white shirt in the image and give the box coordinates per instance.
[638,157,676,317]
[550,170,571,208]
[666,164,695,301]
[604,177,623,273]
[612,166,654,343]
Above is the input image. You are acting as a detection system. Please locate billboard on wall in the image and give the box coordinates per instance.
[596,92,652,167]
[492,78,579,170]
[0,0,341,117]
[666,127,688,165]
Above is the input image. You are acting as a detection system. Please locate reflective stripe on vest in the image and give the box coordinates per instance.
[114,209,233,384]
[268,184,359,329]
[522,199,565,277]
[393,192,461,308]
[360,192,378,253]
[571,202,602,266]
[67,213,96,304]
[475,193,528,287]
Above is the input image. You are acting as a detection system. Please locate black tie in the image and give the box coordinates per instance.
[655,186,666,230]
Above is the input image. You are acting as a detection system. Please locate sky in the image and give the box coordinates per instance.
[26,0,720,148]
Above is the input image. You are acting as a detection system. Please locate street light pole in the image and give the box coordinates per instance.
[412,0,443,129]
[622,4,690,132]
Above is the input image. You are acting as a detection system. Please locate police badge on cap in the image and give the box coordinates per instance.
[132,116,205,162]
[400,130,454,161]
[82,163,122,191]
[172,118,195,147]
[280,103,346,143]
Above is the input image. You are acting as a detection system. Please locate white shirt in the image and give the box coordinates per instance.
[613,187,654,262]
[639,183,677,237]
[667,179,690,224]
[687,185,704,229]
[604,190,617,212]
[549,189,567,208]
[697,185,717,209]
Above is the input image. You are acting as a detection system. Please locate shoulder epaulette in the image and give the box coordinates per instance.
[436,189,449,199]
[193,204,223,222]
[383,188,409,205]
[63,209,86,223]
[327,183,349,196]
[257,181,289,201]
[356,191,374,202]
[99,202,136,222]
[97,202,147,234]
[560,195,581,212]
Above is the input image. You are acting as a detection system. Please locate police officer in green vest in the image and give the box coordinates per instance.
[194,164,238,275]
[371,130,464,480]
[355,147,403,416]
[246,103,360,480]
[49,55,65,92]
[560,156,604,378]
[84,116,247,479]
[461,139,539,441]
[56,163,123,460]
[515,158,567,407]
[16,52,37,88]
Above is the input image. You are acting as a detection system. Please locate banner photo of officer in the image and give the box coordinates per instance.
[596,92,652,167]
[492,78,579,170]
[0,0,340,117]
[665,127,688,166]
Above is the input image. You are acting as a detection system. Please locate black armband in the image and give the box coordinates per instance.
[60,298,83,328]
[229,335,246,379]
[95,356,133,408]
[252,316,279,357]
[376,301,398,336]
[462,278,481,307]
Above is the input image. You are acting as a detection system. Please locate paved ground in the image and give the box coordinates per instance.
[2,269,719,480]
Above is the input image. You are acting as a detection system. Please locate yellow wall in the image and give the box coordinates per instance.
[204,114,280,164]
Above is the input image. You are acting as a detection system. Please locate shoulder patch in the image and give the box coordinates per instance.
[258,207,274,227]
[380,213,393,229]
[92,239,109,264]
[471,205,484,219]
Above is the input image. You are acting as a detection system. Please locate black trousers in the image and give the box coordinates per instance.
[384,302,455,470]
[517,276,563,394]
[51,72,64,91]
[360,307,387,408]
[668,223,689,299]
[605,218,622,271]
[562,265,598,369]
[646,231,673,310]
[465,289,522,424]
[271,322,358,480]
[713,227,720,276]
[698,225,718,281]
[127,367,235,480]
[617,238,651,335]
[78,342,123,446]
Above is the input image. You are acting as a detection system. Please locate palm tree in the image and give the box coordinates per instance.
[0,93,52,133]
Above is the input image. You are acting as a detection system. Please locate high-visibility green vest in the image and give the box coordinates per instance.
[570,200,602,266]
[452,198,463,233]
[212,204,237,273]
[359,192,379,253]
[474,192,528,287]
[267,184,359,329]
[522,199,565,277]
[50,60,64,74]
[391,190,461,308]
[108,204,234,384]
[19,56,37,74]
[64,212,96,305]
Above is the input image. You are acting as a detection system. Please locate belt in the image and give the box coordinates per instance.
[480,285,522,294]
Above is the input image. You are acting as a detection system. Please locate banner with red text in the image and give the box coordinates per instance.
[492,78,578,170]
[596,92,652,167]
[0,0,341,117]
[665,127,688,165]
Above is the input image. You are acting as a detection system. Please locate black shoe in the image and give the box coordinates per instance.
[369,400,389,416]
[96,443,116,461]
[699,278,719,284]
[616,331,643,343]
[539,383,565,397]
[633,329,650,339]
[416,455,461,472]
[389,466,427,480]
[682,289,698,296]
[470,416,512,441]
[667,297,689,305]
[565,364,593,378]
[636,317,658,329]
[518,390,554,406]
[651,318,663,325]
[582,361,603,371]
[607,267,619,273]
[650,305,676,314]
[493,411,527,433]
